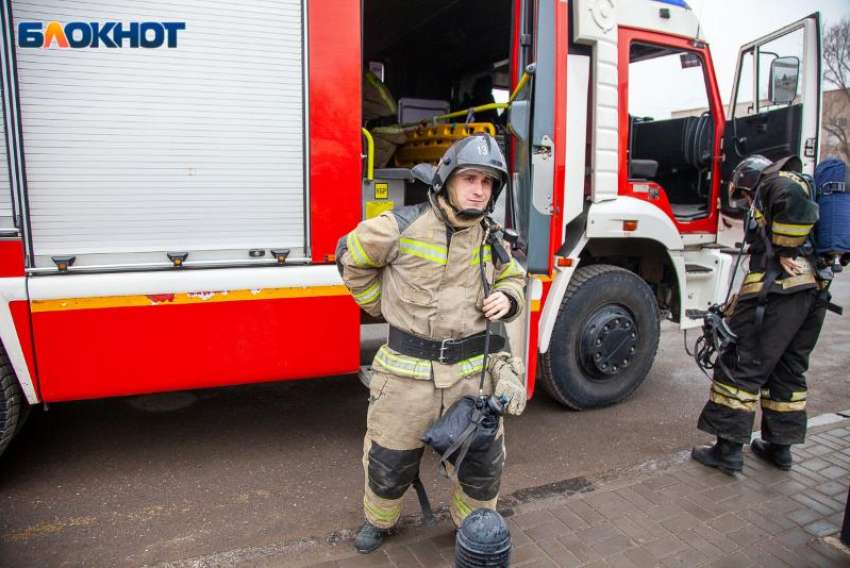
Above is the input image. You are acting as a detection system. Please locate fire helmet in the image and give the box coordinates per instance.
[432,133,508,214]
[730,154,772,200]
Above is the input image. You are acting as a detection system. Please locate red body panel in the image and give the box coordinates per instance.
[547,1,569,275]
[0,239,37,397]
[308,0,362,263]
[0,239,24,277]
[617,27,725,235]
[33,295,360,402]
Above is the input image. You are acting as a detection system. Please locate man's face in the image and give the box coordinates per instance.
[450,170,494,211]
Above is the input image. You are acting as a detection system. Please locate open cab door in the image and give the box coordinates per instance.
[718,13,821,247]
[505,0,566,395]
[507,0,564,275]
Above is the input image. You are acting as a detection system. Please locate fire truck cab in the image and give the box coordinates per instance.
[0,0,822,456]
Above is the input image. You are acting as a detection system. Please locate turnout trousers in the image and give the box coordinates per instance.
[362,370,505,529]
[698,288,827,445]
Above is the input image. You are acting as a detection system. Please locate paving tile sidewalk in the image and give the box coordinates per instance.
[305,421,850,568]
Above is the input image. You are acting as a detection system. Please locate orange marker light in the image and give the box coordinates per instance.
[623,220,638,232]
[556,257,573,267]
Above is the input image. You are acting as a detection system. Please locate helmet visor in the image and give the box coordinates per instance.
[451,166,502,183]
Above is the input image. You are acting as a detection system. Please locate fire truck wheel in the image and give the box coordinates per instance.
[0,348,25,457]
[541,265,660,410]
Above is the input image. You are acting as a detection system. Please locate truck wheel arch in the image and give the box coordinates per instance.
[539,235,684,355]
[0,341,28,458]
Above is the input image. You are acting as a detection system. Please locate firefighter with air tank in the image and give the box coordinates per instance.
[692,155,844,474]
[336,134,527,553]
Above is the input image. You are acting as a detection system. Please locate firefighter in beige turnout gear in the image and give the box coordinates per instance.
[337,134,526,553]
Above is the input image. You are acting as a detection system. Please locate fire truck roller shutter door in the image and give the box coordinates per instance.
[11,0,308,270]
[0,78,14,231]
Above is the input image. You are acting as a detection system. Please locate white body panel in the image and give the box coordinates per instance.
[572,0,619,203]
[12,0,307,271]
[681,233,720,247]
[679,247,734,330]
[0,277,36,403]
[617,1,700,40]
[585,196,684,251]
[564,54,590,230]
[538,263,578,354]
[716,215,745,249]
[27,265,343,301]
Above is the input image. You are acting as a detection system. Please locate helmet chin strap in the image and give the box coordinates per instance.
[457,207,486,220]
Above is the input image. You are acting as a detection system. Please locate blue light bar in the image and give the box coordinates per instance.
[652,0,691,9]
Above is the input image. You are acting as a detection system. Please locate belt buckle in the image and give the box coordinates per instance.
[820,182,845,196]
[438,337,461,364]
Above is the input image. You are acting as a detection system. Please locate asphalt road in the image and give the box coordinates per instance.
[0,278,848,566]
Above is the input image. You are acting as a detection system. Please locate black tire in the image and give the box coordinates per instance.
[540,265,660,409]
[0,347,24,457]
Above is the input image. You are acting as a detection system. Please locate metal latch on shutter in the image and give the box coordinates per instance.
[51,256,76,272]
[167,252,188,267]
[271,249,290,264]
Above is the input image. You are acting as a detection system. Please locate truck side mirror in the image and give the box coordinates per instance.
[768,56,800,105]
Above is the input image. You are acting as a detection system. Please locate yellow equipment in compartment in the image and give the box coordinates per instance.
[394,122,496,167]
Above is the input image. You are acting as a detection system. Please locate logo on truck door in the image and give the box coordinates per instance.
[17,21,186,49]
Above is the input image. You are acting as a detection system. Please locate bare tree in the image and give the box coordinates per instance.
[822,17,850,162]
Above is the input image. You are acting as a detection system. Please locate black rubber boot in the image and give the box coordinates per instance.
[751,439,793,470]
[355,521,388,553]
[691,438,744,474]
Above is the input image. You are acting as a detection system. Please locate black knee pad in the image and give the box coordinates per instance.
[368,443,424,500]
[458,436,505,501]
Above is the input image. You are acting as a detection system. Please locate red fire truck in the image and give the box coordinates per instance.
[0,0,822,456]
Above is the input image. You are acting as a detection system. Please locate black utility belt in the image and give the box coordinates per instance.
[388,326,506,365]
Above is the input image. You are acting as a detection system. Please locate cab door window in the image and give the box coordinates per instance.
[628,43,715,222]
[732,27,805,116]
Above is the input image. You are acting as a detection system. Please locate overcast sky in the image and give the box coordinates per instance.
[689,0,849,102]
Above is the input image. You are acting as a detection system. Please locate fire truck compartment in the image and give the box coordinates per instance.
[362,0,513,210]
[11,0,308,271]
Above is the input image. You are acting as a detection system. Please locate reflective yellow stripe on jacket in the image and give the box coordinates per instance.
[399,238,448,265]
[353,280,381,307]
[348,232,377,268]
[470,245,492,265]
[496,259,524,282]
[771,221,813,247]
